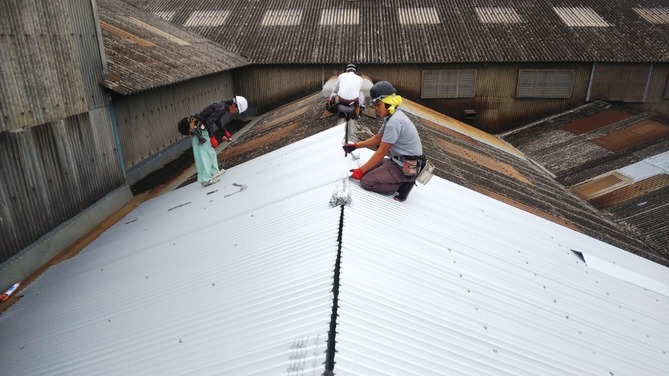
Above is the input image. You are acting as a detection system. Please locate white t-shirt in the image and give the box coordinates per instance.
[332,72,364,101]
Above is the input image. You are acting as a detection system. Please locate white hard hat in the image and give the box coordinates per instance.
[233,96,248,114]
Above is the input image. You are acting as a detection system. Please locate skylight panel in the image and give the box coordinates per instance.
[553,7,610,27]
[153,11,175,22]
[184,10,230,27]
[475,7,523,24]
[398,7,440,25]
[633,7,669,24]
[262,9,302,26]
[319,9,359,25]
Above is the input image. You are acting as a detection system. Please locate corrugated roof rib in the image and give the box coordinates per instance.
[634,7,669,24]
[475,7,524,24]
[553,7,611,27]
[262,9,302,26]
[319,9,359,25]
[398,7,440,25]
[184,10,230,27]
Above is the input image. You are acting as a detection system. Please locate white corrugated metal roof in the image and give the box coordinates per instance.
[336,148,669,376]
[1,124,668,375]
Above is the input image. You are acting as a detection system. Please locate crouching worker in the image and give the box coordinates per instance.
[196,96,248,145]
[177,116,224,187]
[342,81,423,202]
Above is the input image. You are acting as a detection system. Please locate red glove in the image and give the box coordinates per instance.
[210,136,219,148]
[350,168,364,180]
[224,130,233,141]
[342,143,358,153]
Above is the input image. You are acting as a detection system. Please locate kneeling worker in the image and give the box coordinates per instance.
[342,81,423,202]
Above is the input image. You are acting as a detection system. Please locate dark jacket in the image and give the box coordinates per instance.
[195,101,229,135]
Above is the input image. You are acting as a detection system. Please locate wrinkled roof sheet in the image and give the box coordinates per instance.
[123,0,669,64]
[1,124,668,375]
[98,0,249,95]
[501,101,669,261]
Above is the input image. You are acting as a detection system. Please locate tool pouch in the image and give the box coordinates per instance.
[401,157,419,177]
[416,158,435,185]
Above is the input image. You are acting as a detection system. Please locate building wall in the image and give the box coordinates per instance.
[237,63,669,134]
[0,0,126,267]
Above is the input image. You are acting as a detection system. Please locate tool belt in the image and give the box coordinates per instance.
[393,155,423,177]
[337,97,359,106]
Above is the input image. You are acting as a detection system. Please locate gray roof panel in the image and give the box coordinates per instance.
[124,0,669,64]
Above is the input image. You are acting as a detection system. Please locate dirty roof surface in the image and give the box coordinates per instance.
[123,0,669,64]
[501,101,669,262]
[98,0,249,95]
[215,93,667,266]
[1,122,668,375]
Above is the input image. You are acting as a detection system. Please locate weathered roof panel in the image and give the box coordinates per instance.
[123,0,669,64]
[501,101,669,259]
[98,0,249,95]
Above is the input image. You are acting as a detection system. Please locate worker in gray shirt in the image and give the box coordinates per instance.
[343,81,423,202]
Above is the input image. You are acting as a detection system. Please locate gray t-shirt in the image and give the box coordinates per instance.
[378,109,423,164]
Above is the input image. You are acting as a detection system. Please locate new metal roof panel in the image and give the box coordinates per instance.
[0,127,351,375]
[337,148,669,375]
[2,124,668,375]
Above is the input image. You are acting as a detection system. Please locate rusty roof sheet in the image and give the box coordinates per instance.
[123,0,669,64]
[98,0,249,95]
[501,101,669,261]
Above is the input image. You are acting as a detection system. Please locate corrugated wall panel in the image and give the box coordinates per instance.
[0,0,88,131]
[113,72,235,171]
[0,111,124,262]
[67,0,110,110]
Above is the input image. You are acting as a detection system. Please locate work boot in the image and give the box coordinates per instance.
[394,181,415,202]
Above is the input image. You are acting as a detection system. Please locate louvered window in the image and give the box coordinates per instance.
[516,69,574,98]
[421,70,476,98]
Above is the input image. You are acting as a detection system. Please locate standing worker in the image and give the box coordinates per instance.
[329,64,365,117]
[342,81,423,202]
[177,95,248,187]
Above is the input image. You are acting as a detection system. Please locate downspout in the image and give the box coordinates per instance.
[586,62,596,102]
[90,0,126,178]
[643,63,653,103]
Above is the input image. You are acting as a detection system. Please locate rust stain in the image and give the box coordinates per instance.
[254,107,308,133]
[219,123,300,161]
[570,172,625,200]
[589,174,669,209]
[591,120,669,152]
[438,138,532,185]
[421,118,481,147]
[561,109,630,135]
[477,187,581,232]
[100,21,155,47]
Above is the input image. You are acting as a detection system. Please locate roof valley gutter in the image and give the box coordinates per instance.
[324,204,345,374]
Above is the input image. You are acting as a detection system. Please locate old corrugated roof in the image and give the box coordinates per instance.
[123,0,669,64]
[98,0,249,95]
[1,123,668,375]
[501,101,669,261]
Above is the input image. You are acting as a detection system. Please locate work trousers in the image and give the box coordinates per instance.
[360,158,414,195]
[192,129,220,183]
